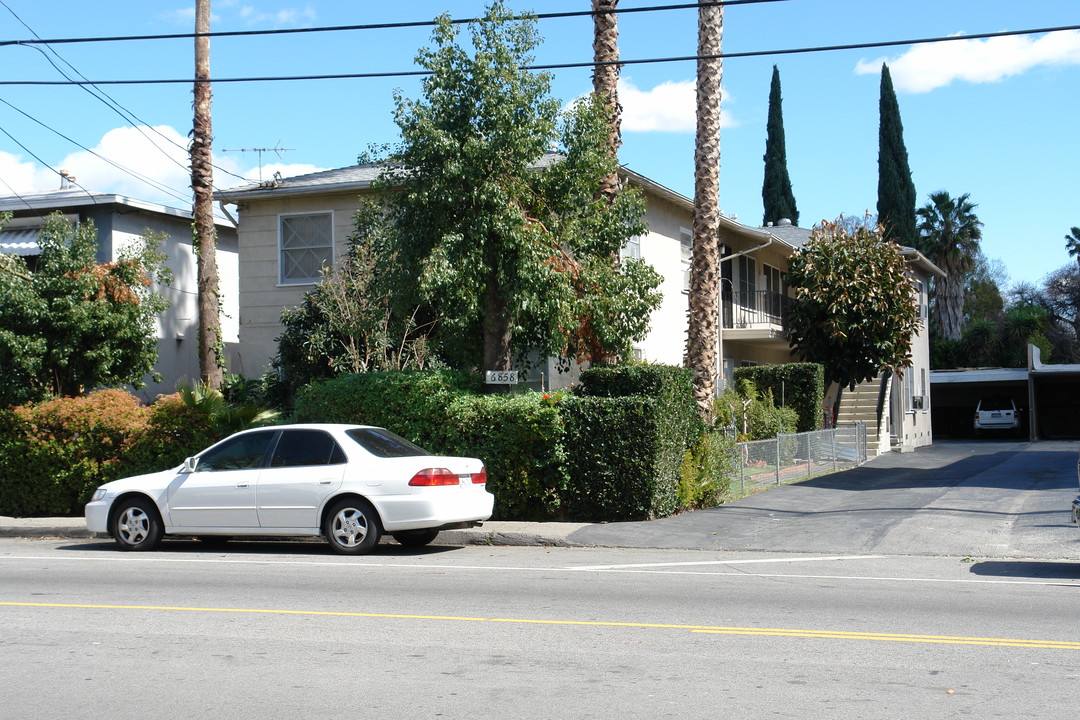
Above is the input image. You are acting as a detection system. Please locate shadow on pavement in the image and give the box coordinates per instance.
[55,538,461,557]
[795,447,1077,492]
[968,560,1080,580]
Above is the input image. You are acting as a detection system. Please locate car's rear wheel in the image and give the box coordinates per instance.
[392,529,440,548]
[325,498,381,555]
[111,497,164,551]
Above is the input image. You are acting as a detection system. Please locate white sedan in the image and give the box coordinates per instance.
[85,424,494,555]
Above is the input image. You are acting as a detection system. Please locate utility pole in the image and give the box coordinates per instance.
[192,0,223,388]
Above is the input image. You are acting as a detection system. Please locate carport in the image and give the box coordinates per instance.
[930,368,1028,439]
[930,345,1080,440]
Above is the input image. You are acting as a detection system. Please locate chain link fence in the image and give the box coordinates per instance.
[732,423,867,496]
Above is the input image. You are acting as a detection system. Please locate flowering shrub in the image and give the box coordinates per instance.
[0,390,148,516]
[0,390,216,517]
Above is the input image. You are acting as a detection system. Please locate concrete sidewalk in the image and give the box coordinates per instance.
[0,515,593,548]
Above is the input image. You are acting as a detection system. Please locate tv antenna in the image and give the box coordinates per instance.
[221,143,294,182]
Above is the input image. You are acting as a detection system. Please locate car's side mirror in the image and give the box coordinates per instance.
[182,456,199,473]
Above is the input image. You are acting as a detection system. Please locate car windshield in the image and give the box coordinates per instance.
[345,428,430,458]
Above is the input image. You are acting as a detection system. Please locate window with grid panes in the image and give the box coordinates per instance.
[280,213,333,284]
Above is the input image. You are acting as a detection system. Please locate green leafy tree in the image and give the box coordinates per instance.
[376,2,661,375]
[877,64,917,245]
[785,216,919,395]
[762,65,798,227]
[273,203,441,397]
[915,190,983,341]
[0,212,171,406]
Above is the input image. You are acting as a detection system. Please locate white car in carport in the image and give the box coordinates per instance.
[85,424,493,554]
[973,396,1020,434]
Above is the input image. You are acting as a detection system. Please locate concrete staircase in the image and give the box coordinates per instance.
[836,373,892,456]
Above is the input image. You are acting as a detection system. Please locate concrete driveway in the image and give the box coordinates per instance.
[568,440,1080,559]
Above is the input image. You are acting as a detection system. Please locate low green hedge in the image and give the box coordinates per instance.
[733,363,824,432]
[292,369,478,451]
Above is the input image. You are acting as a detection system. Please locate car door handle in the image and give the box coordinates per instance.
[236,483,250,488]
[318,480,333,485]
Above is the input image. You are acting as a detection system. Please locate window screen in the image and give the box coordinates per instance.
[280,213,333,284]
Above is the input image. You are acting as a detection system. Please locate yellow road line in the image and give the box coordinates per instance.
[3,601,1078,650]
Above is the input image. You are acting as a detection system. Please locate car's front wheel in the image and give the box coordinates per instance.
[111,497,164,551]
[325,498,381,555]
[392,529,440,548]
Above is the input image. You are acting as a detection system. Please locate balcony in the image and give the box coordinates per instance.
[722,289,790,337]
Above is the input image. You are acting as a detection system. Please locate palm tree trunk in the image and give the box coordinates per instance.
[592,0,621,204]
[686,0,724,415]
[192,0,223,388]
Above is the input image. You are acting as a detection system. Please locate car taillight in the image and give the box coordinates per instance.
[409,468,460,486]
[471,467,487,484]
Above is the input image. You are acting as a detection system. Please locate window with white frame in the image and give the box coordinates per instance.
[280,213,333,285]
[621,234,642,261]
[904,369,915,412]
[680,227,692,292]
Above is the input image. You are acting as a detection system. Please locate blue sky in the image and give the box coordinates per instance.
[1,0,1078,289]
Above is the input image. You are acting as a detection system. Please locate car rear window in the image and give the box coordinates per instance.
[979,397,1014,411]
[345,428,431,458]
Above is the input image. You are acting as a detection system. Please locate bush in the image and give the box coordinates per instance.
[562,395,676,521]
[679,431,736,510]
[292,369,479,450]
[120,393,218,477]
[444,392,568,520]
[733,363,824,432]
[0,390,148,516]
[714,380,799,440]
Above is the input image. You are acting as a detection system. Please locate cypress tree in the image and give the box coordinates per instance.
[877,63,916,244]
[762,65,799,226]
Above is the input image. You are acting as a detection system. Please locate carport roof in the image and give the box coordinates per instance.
[930,368,1028,384]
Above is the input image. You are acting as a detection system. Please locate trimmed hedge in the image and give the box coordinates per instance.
[562,395,674,520]
[566,365,704,520]
[444,393,568,521]
[292,369,479,451]
[733,363,824,433]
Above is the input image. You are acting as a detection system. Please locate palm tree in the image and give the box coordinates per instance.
[592,0,621,205]
[686,0,723,415]
[1065,226,1080,272]
[915,191,983,341]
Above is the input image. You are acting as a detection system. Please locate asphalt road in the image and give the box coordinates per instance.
[2,540,1079,719]
[570,440,1080,558]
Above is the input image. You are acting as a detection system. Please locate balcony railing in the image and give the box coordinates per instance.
[722,289,790,330]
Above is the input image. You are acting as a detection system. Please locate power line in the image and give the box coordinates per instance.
[1,24,1077,86]
[0,124,100,205]
[0,1,784,48]
[0,0,250,185]
[0,97,192,204]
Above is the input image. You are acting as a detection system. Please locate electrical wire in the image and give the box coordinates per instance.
[1,24,1076,86]
[0,97,192,204]
[0,0,249,185]
[0,0,783,47]
[0,124,99,205]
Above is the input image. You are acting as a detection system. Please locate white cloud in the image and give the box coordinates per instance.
[855,29,1080,93]
[50,125,194,205]
[0,151,57,194]
[570,78,735,134]
[238,4,316,27]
